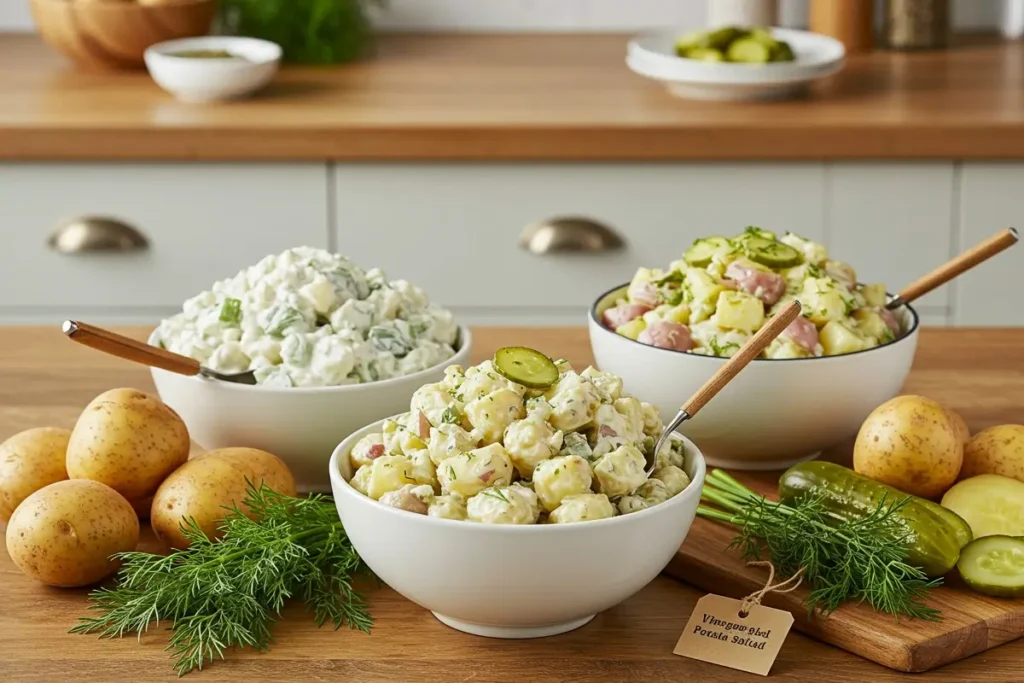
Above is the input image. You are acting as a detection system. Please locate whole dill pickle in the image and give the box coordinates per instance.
[779,461,970,577]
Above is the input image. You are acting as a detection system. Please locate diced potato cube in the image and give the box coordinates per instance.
[686,268,727,323]
[366,455,416,500]
[800,277,853,326]
[662,304,691,325]
[616,318,647,341]
[765,339,812,359]
[860,283,888,308]
[852,308,894,343]
[712,291,765,332]
[819,320,876,356]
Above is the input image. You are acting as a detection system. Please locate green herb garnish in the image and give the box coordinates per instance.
[218,298,242,324]
[697,470,941,620]
[71,484,372,675]
[481,487,510,504]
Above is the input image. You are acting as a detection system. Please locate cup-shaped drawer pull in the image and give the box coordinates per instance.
[518,216,626,255]
[47,216,149,254]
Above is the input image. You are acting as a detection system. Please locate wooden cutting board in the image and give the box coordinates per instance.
[664,451,1024,673]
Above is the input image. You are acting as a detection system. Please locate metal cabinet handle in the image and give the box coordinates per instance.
[518,216,626,255]
[47,216,149,254]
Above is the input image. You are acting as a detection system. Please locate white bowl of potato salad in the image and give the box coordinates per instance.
[328,350,706,637]
[149,247,470,491]
[589,228,920,470]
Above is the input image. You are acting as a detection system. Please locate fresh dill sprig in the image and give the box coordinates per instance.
[70,484,373,676]
[697,469,941,621]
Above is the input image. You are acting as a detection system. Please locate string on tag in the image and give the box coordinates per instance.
[737,561,804,618]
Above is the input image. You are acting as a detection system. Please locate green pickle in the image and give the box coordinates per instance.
[493,347,559,389]
[726,38,771,64]
[683,236,731,267]
[686,47,726,62]
[957,535,1024,598]
[675,26,796,63]
[779,461,970,577]
[742,236,803,268]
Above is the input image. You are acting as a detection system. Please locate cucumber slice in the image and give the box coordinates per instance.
[726,37,771,64]
[957,535,1024,598]
[771,40,795,62]
[941,474,1024,539]
[743,236,803,268]
[683,236,731,267]
[493,347,559,389]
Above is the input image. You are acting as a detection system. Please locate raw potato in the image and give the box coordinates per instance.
[0,427,71,522]
[853,395,962,499]
[945,407,971,449]
[151,447,296,549]
[961,425,1024,481]
[5,479,139,587]
[941,474,1024,538]
[66,388,190,509]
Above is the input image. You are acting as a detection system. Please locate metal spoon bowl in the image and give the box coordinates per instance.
[62,320,258,385]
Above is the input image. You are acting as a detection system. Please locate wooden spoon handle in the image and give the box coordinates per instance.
[895,227,1018,306]
[62,320,201,377]
[680,300,802,417]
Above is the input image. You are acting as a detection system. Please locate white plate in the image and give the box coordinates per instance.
[627,27,845,101]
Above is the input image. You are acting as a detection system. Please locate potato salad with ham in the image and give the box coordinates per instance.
[346,350,692,524]
[155,247,458,387]
[603,228,902,359]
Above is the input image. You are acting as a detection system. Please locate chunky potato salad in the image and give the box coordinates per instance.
[347,349,692,524]
[602,228,902,359]
[156,247,458,387]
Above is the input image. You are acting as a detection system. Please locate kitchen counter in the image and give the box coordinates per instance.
[1,33,1023,161]
[2,325,1023,682]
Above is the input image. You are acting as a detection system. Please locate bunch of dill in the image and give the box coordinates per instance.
[71,485,372,675]
[698,469,941,620]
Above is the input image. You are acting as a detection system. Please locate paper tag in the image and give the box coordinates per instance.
[673,594,794,676]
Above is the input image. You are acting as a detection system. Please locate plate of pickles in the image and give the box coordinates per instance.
[626,26,844,101]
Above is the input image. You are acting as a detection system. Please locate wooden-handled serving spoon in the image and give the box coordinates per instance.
[886,227,1018,310]
[62,320,258,385]
[647,300,802,474]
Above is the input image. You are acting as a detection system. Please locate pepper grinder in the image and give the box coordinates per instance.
[809,0,874,54]
[884,0,950,50]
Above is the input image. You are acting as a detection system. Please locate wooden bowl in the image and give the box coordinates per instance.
[30,0,218,70]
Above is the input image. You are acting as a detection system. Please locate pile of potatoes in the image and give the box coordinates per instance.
[1,388,295,588]
[853,394,1024,539]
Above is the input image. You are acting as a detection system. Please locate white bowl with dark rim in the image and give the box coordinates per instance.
[148,327,472,492]
[589,285,919,470]
[329,419,706,638]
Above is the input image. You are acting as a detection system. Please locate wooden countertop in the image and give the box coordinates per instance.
[2,33,1024,161]
[2,326,1024,682]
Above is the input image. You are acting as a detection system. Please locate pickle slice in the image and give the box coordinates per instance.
[726,37,771,63]
[743,236,803,268]
[957,535,1024,598]
[494,347,559,389]
[685,47,725,62]
[683,236,731,267]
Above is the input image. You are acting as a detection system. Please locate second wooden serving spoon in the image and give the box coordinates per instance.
[647,300,802,474]
[62,320,258,385]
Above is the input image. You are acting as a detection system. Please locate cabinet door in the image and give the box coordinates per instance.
[956,164,1024,325]
[0,163,329,323]
[828,163,954,323]
[334,163,825,324]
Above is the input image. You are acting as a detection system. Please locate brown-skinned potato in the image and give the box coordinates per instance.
[0,427,71,522]
[961,424,1024,482]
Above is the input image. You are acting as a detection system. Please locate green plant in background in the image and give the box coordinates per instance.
[220,0,384,64]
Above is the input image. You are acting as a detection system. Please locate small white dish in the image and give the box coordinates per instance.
[329,421,706,638]
[627,27,845,101]
[145,36,281,103]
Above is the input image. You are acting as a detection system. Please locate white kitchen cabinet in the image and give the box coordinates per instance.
[333,163,826,323]
[0,163,329,324]
[827,163,955,320]
[956,164,1024,325]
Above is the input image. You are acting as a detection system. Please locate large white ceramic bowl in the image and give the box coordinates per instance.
[627,27,845,101]
[329,419,706,638]
[145,37,281,103]
[589,285,920,470]
[149,327,471,492]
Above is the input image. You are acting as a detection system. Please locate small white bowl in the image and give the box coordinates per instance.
[145,37,281,103]
[329,420,706,638]
[149,327,472,491]
[627,27,844,101]
[589,285,919,470]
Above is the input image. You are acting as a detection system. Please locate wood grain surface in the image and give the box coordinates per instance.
[1,34,1024,161]
[2,326,1024,682]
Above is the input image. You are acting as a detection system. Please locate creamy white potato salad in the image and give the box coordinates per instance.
[157,247,458,387]
[347,355,692,524]
[602,228,902,359]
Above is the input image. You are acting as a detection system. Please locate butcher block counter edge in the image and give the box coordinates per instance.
[1,33,1023,161]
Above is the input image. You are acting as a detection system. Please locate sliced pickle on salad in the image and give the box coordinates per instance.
[743,235,803,268]
[494,347,559,389]
[683,236,731,267]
